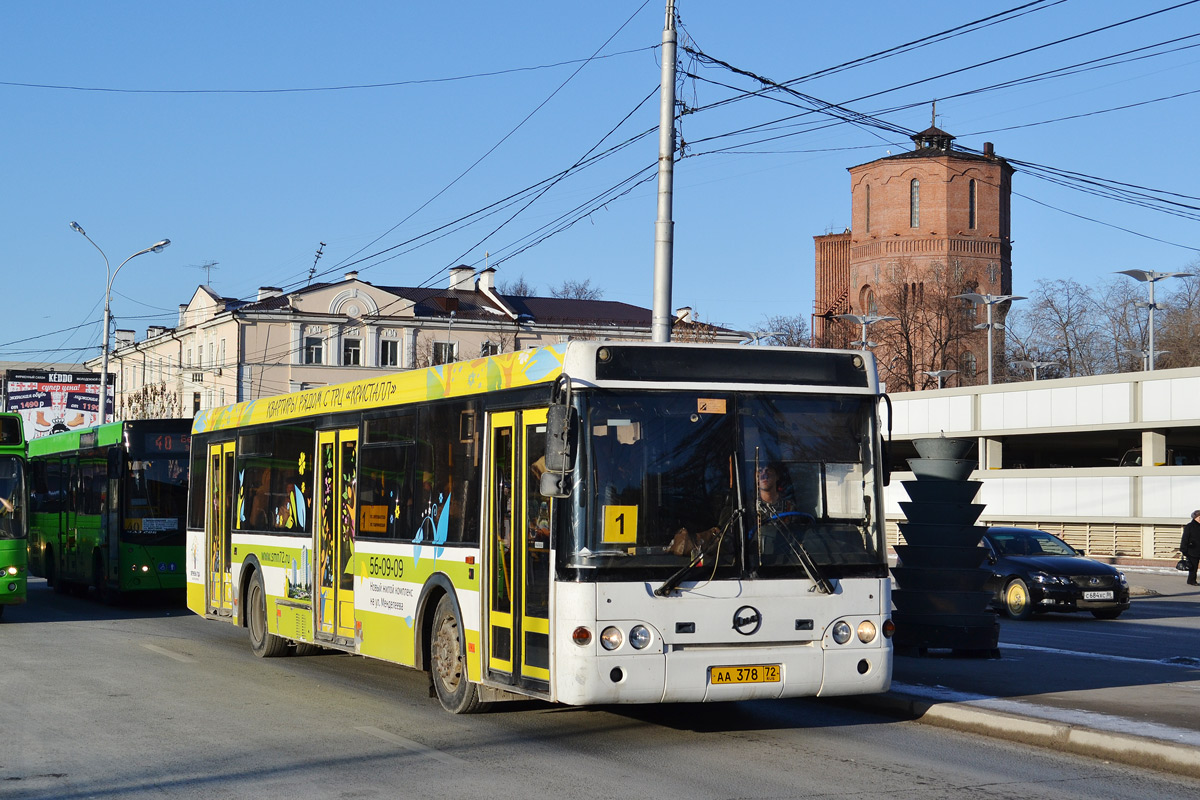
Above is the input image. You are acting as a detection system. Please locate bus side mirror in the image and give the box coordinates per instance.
[541,403,575,499]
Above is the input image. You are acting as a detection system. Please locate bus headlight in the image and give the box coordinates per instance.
[629,625,651,650]
[600,626,623,651]
[832,621,852,645]
[5,566,17,576]
[857,620,877,643]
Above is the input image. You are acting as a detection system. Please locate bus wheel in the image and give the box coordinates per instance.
[430,595,485,714]
[294,642,323,656]
[247,571,287,658]
[93,553,114,604]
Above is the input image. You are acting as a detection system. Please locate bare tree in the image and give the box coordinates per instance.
[119,382,181,420]
[550,278,604,300]
[498,274,537,296]
[868,259,977,391]
[753,314,810,347]
[1155,267,1200,369]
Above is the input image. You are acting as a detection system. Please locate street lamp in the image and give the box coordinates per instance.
[740,330,784,346]
[1011,359,1057,381]
[70,222,171,424]
[922,369,958,389]
[952,292,1026,385]
[1116,269,1193,371]
[835,313,897,350]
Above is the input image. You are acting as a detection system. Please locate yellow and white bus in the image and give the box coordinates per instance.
[186,341,893,712]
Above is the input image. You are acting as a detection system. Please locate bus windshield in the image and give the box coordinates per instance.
[124,455,188,545]
[0,456,25,541]
[571,391,883,580]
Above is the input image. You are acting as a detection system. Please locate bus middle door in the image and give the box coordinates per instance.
[315,428,358,645]
[206,442,235,617]
[486,410,551,690]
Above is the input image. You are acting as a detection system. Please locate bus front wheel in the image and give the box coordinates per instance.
[430,595,485,714]
[247,571,287,658]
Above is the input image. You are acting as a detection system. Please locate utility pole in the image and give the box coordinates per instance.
[651,0,677,343]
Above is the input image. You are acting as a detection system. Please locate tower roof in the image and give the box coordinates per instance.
[911,125,955,151]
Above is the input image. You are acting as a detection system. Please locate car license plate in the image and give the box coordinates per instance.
[1083,590,1114,600]
[710,664,780,685]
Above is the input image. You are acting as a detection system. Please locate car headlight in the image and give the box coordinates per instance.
[600,626,623,651]
[1031,571,1068,586]
[832,620,852,645]
[1117,571,1127,587]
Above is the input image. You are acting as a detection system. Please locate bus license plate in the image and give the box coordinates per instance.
[1083,591,1113,600]
[709,664,780,685]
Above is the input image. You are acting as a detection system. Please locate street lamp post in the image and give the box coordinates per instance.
[922,369,958,389]
[70,222,171,424]
[1116,269,1193,371]
[835,313,897,350]
[952,292,1026,385]
[1011,359,1057,380]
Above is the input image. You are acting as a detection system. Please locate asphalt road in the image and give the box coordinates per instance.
[2,577,1199,799]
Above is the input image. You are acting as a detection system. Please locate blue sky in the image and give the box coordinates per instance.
[3,1,1198,363]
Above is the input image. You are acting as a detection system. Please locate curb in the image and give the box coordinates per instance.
[856,692,1200,780]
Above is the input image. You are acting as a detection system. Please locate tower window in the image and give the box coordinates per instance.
[969,179,977,230]
[963,351,977,379]
[910,179,920,228]
[865,184,871,233]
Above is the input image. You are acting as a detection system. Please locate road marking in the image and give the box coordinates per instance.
[1003,642,1193,666]
[141,643,196,663]
[356,726,466,765]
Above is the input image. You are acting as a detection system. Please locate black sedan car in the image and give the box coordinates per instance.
[983,527,1130,620]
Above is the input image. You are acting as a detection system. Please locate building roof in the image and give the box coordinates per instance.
[852,125,1009,168]
[234,280,655,328]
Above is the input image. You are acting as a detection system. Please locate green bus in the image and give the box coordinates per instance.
[27,419,190,601]
[0,413,28,617]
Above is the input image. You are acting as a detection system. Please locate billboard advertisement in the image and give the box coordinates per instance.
[4,369,113,440]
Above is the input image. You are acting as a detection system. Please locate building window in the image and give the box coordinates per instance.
[910,179,920,228]
[379,339,398,367]
[343,338,361,366]
[433,341,457,366]
[963,351,977,379]
[865,184,871,233]
[193,392,201,413]
[969,179,977,230]
[304,337,323,364]
[480,341,499,357]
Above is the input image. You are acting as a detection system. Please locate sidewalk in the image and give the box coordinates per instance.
[849,568,1200,779]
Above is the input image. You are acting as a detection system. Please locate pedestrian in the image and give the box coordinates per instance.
[1181,509,1200,586]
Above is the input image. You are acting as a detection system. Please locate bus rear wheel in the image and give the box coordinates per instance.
[247,571,287,658]
[430,594,485,714]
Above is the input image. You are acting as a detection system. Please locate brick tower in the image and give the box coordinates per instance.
[814,126,1014,390]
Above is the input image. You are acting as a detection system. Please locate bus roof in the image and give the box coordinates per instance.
[192,341,879,436]
[192,344,569,435]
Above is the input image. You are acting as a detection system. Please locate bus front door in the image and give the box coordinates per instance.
[206,442,235,617]
[486,410,551,689]
[315,428,358,644]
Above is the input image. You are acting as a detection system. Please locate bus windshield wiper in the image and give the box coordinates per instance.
[654,512,739,597]
[771,516,834,595]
